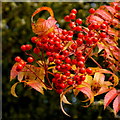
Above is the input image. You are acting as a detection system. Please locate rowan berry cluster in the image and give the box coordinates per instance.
[14,7,110,94]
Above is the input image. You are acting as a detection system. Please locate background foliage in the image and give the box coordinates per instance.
[2,2,120,120]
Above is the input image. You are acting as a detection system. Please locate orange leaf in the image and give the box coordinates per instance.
[26,80,45,94]
[31,7,57,35]
[104,88,118,109]
[113,93,120,115]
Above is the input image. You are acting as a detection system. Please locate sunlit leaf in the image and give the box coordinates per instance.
[26,80,45,95]
[60,95,71,104]
[10,62,19,81]
[31,7,57,35]
[84,75,93,85]
[93,72,105,84]
[113,93,120,115]
[76,87,94,107]
[63,41,73,51]
[104,88,118,109]
[11,82,20,97]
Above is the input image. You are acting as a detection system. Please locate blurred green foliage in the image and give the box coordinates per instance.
[2,2,119,120]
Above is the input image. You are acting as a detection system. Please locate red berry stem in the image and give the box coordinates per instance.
[89,56,102,68]
[25,65,52,89]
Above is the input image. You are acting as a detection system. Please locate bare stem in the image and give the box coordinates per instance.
[89,56,102,68]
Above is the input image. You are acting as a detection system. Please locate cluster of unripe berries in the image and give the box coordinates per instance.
[14,7,113,94]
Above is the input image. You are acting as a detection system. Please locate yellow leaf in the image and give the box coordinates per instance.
[84,75,93,85]
[63,41,73,51]
[71,65,77,71]
[18,71,25,82]
[60,95,71,104]
[11,82,20,97]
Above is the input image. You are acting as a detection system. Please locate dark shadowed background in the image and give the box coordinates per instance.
[2,2,119,120]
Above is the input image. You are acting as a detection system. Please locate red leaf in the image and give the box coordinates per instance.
[10,63,19,81]
[104,88,118,109]
[76,87,94,107]
[94,9,112,21]
[102,5,116,15]
[86,15,104,24]
[113,93,120,115]
[26,80,45,94]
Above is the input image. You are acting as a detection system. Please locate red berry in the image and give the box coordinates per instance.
[33,47,40,54]
[77,56,85,62]
[16,64,23,71]
[76,18,82,24]
[72,59,77,65]
[55,59,62,65]
[62,29,68,35]
[27,57,34,63]
[54,73,60,78]
[79,67,86,74]
[52,78,57,83]
[48,32,54,38]
[80,75,86,81]
[62,50,69,56]
[69,13,76,19]
[15,56,21,62]
[78,33,84,38]
[65,71,71,76]
[71,43,77,49]
[77,61,84,68]
[65,57,71,64]
[65,64,71,70]
[100,24,107,29]
[66,35,72,41]
[76,26,82,31]
[59,83,66,89]
[86,38,93,44]
[86,68,92,74]
[74,75,80,81]
[100,32,106,38]
[115,5,120,11]
[64,15,70,22]
[89,8,95,14]
[103,21,108,25]
[21,45,26,51]
[19,60,26,67]
[67,79,74,85]
[68,30,74,36]
[36,41,42,47]
[46,51,52,56]
[31,36,38,43]
[61,75,67,81]
[49,57,54,62]
[92,37,98,43]
[60,55,65,60]
[49,39,54,45]
[75,50,82,56]
[26,44,32,50]
[56,65,61,71]
[56,89,63,94]
[77,39,83,46]
[61,64,66,69]
[69,22,76,28]
[71,9,77,14]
